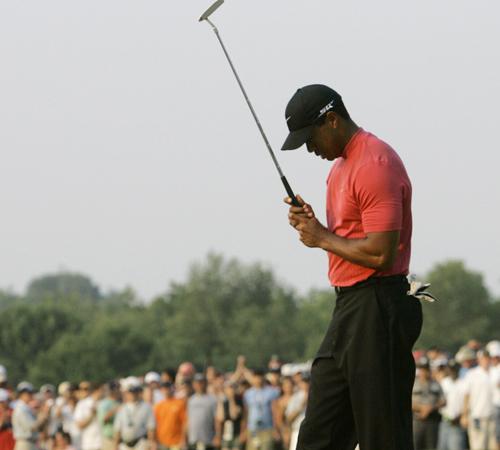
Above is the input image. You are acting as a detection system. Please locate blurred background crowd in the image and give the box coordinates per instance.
[0,339,498,450]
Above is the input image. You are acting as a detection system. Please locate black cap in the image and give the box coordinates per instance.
[281,84,343,151]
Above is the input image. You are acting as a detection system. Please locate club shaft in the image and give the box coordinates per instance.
[207,20,285,178]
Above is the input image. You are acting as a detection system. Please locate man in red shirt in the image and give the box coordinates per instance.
[281,84,422,450]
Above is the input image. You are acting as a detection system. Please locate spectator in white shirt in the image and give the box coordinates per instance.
[73,382,103,450]
[485,342,500,449]
[461,350,496,450]
[437,362,466,450]
[143,373,163,406]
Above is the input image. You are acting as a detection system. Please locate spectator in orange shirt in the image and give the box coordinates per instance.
[154,383,186,450]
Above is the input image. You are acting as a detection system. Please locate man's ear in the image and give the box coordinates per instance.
[326,111,338,129]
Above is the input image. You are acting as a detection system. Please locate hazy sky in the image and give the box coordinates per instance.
[1,0,499,299]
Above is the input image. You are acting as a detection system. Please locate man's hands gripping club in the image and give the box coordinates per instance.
[285,195,401,271]
[285,195,329,248]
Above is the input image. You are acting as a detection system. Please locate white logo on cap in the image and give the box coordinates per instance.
[286,116,292,122]
[318,100,335,117]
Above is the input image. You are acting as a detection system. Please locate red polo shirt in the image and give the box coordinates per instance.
[326,129,412,287]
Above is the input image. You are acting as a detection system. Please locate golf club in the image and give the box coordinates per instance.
[199,0,300,207]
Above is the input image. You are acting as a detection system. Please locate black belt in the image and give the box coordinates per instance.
[334,274,407,295]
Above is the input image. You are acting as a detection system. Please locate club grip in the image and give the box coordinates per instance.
[281,175,301,207]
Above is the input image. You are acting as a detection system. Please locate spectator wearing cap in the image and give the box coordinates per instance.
[216,382,244,450]
[437,362,466,450]
[144,373,163,406]
[0,388,15,450]
[12,382,50,450]
[461,350,496,450]
[98,381,122,450]
[113,377,156,450]
[186,374,218,450]
[455,347,477,379]
[412,358,445,450]
[154,382,186,450]
[73,382,103,450]
[285,373,310,450]
[242,369,280,450]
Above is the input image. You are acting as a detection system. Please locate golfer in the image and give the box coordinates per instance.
[282,84,423,450]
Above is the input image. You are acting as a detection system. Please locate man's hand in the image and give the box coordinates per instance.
[285,195,328,248]
[417,404,433,420]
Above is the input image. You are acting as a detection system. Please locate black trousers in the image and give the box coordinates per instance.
[296,275,423,450]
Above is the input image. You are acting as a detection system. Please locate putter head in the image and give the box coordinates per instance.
[199,0,224,22]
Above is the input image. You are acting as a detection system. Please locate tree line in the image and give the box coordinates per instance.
[0,254,498,385]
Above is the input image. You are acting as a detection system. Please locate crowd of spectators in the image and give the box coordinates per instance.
[412,340,500,450]
[0,340,498,450]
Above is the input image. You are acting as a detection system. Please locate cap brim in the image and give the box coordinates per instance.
[281,125,314,151]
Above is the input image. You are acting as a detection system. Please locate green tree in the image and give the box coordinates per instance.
[0,304,83,383]
[296,289,336,359]
[29,308,154,385]
[26,272,101,303]
[149,254,301,371]
[417,260,494,350]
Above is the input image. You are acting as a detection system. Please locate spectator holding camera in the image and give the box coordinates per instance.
[114,377,156,450]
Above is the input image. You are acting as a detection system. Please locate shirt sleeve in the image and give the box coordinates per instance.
[354,161,404,233]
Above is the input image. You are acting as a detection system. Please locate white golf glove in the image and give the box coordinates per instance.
[407,275,439,302]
